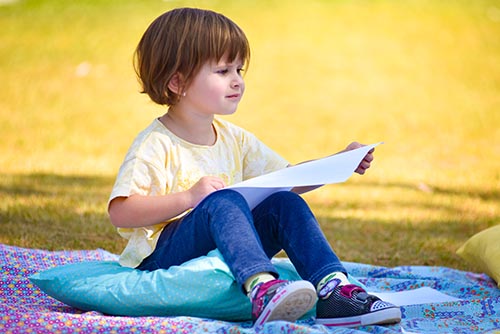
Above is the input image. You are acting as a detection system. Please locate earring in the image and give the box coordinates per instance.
[182,92,186,97]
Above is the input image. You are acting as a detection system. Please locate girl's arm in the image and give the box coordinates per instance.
[108,176,225,228]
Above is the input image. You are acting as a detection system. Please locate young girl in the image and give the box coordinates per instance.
[108,7,401,328]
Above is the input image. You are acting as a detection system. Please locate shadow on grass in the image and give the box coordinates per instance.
[0,173,112,197]
[0,173,126,254]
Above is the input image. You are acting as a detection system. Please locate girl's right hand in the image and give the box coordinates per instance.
[188,176,226,207]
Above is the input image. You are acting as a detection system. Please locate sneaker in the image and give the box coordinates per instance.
[251,279,317,326]
[316,283,401,327]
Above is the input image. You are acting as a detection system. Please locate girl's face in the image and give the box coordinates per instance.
[182,55,245,117]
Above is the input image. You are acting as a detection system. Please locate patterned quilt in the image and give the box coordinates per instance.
[1,243,499,334]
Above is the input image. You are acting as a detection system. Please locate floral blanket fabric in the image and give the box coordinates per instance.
[1,243,499,334]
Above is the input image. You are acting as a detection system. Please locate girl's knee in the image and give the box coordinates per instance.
[267,191,314,219]
[200,189,249,211]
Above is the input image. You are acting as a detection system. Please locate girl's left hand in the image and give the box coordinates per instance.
[344,142,374,175]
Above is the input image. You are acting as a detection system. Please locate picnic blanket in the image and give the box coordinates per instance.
[1,243,499,333]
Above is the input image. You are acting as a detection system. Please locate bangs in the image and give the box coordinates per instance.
[199,11,250,66]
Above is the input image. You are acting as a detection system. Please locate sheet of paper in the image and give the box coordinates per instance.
[370,287,461,306]
[226,142,382,209]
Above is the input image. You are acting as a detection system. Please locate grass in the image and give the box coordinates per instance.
[0,0,498,273]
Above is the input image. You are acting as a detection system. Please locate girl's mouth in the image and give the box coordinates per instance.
[226,94,241,100]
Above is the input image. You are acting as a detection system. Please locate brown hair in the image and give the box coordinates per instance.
[134,7,250,106]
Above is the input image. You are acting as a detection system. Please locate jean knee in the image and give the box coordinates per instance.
[197,189,251,221]
[268,191,308,208]
[203,189,247,207]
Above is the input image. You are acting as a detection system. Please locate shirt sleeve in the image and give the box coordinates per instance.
[108,131,168,206]
[109,157,167,203]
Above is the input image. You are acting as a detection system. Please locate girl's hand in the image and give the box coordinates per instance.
[188,176,226,207]
[344,142,375,175]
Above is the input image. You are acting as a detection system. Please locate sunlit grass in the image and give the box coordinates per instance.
[0,0,498,273]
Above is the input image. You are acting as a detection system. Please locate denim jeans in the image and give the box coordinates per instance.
[137,189,346,287]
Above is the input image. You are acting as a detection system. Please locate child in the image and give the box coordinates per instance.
[108,7,401,327]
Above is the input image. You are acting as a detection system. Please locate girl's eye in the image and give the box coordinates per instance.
[216,67,244,75]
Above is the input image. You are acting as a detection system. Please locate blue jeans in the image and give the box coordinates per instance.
[137,189,346,287]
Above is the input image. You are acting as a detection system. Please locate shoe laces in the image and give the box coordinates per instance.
[339,284,367,300]
[319,279,368,300]
[251,280,287,317]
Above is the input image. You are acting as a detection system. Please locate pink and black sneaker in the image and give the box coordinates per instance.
[251,279,317,326]
[316,283,401,327]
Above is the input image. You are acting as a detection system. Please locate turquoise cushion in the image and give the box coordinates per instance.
[30,250,300,320]
[30,250,364,320]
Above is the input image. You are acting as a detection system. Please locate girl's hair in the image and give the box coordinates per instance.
[134,7,250,106]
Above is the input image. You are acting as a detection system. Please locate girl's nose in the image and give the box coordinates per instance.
[231,74,243,88]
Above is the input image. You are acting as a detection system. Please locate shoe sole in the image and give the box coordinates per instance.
[254,281,317,327]
[316,307,402,328]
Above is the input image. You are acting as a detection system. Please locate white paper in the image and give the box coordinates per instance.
[370,287,461,306]
[226,142,381,209]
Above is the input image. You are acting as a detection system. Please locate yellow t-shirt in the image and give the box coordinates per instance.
[109,117,289,268]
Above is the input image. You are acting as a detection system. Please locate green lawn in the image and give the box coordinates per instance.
[0,0,498,273]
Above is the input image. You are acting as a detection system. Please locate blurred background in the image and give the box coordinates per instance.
[1,0,498,271]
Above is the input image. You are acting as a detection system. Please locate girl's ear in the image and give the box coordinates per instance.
[167,73,184,95]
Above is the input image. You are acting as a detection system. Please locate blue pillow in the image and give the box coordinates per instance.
[30,250,299,320]
[30,250,364,321]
